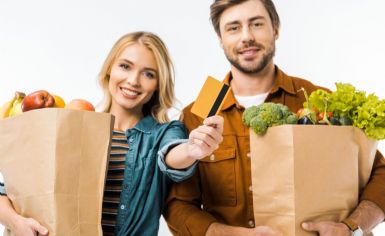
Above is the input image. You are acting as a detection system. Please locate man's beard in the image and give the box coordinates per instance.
[225,41,275,74]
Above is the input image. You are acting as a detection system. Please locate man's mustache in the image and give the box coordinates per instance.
[238,41,265,51]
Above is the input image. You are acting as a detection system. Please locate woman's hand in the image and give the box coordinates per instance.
[187,115,224,160]
[164,115,224,169]
[11,215,49,236]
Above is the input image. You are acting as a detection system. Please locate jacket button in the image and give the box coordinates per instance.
[249,185,252,192]
[210,154,215,161]
[246,152,251,158]
[248,220,255,227]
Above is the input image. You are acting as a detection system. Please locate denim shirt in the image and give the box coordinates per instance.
[115,115,196,236]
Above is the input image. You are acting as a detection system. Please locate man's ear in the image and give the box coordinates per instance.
[274,27,280,40]
[218,34,224,49]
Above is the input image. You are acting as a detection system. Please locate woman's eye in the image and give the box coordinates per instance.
[144,71,155,79]
[119,63,130,70]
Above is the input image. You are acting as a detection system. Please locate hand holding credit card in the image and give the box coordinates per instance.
[185,76,228,159]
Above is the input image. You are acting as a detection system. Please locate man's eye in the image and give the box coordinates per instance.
[228,26,239,31]
[119,64,130,70]
[253,22,263,27]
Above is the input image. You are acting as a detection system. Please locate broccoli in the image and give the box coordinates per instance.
[250,116,268,134]
[242,102,298,135]
[242,105,261,126]
[286,114,298,125]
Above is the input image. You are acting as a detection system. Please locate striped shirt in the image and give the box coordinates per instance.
[0,181,5,196]
[102,130,129,236]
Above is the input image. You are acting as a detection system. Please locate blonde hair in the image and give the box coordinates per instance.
[98,31,175,123]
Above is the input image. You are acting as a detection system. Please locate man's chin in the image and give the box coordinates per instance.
[227,55,267,74]
[237,63,263,73]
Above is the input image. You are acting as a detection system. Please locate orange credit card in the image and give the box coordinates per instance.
[191,76,230,119]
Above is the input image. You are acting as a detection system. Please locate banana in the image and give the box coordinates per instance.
[0,98,16,119]
[8,92,26,117]
[0,91,26,119]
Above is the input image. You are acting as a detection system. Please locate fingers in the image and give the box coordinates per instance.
[37,226,49,236]
[28,218,49,235]
[187,115,224,159]
[202,115,224,144]
[302,222,319,232]
[189,127,218,148]
[254,226,284,236]
[189,125,223,147]
[303,221,352,236]
[203,115,224,133]
[187,124,223,159]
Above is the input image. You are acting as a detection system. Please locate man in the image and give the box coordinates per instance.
[164,0,385,235]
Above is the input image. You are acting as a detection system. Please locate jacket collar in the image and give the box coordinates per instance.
[125,115,157,135]
[220,66,296,110]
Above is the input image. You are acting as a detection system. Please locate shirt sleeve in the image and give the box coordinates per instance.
[157,121,197,182]
[163,106,218,236]
[360,150,385,212]
[0,172,6,196]
[164,168,218,236]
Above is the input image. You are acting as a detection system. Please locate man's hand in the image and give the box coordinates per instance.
[12,215,49,236]
[187,115,224,160]
[250,226,284,236]
[302,221,350,236]
[206,222,283,236]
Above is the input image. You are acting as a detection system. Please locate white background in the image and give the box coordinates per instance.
[1,0,384,235]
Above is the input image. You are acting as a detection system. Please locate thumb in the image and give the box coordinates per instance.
[302,222,318,232]
[31,222,49,235]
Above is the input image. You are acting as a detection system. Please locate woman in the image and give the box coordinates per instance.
[0,31,223,236]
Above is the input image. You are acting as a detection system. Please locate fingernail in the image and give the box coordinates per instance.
[302,223,308,228]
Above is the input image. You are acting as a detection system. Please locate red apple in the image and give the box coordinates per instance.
[65,99,95,111]
[21,90,55,112]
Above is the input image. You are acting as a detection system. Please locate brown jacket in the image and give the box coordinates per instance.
[164,67,385,236]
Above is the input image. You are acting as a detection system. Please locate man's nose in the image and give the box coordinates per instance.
[241,27,255,43]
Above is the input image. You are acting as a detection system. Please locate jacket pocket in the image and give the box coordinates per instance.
[199,147,236,206]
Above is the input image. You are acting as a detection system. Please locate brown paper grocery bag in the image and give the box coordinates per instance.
[249,125,377,236]
[0,108,114,236]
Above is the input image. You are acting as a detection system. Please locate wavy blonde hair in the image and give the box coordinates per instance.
[98,31,175,123]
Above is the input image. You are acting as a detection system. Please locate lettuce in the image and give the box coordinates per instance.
[307,89,330,112]
[307,83,385,140]
[353,94,385,140]
[328,83,367,119]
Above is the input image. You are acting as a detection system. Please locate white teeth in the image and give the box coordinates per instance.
[121,88,140,96]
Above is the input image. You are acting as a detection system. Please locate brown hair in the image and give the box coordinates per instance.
[210,0,280,36]
[98,31,175,123]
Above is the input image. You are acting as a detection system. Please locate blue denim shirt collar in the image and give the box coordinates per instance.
[125,115,157,136]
